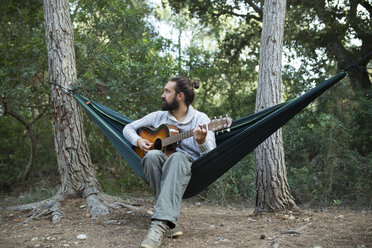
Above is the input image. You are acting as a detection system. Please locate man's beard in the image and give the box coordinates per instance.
[161,95,179,111]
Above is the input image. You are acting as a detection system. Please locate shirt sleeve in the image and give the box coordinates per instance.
[122,112,159,147]
[197,114,217,156]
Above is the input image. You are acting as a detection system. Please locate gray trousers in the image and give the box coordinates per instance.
[142,150,192,226]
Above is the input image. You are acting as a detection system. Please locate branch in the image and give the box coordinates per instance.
[219,9,261,22]
[70,1,80,23]
[328,39,354,67]
[30,106,49,125]
[245,13,262,22]
[18,103,49,109]
[2,100,30,128]
[210,4,262,22]
[348,0,363,34]
[360,0,372,16]
[246,0,263,18]
[360,43,372,66]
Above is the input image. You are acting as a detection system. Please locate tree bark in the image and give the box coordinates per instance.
[43,0,109,219]
[254,0,297,214]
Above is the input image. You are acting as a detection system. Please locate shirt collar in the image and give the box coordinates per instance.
[167,105,196,124]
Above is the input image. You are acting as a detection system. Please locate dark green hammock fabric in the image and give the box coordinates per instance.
[75,71,347,198]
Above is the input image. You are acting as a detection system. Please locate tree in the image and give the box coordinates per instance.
[1,0,175,202]
[4,0,134,222]
[168,0,371,90]
[286,0,371,91]
[165,0,371,208]
[254,0,297,213]
[43,0,111,221]
[164,0,297,209]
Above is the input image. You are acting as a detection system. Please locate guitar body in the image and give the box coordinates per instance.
[134,124,179,159]
[132,115,233,159]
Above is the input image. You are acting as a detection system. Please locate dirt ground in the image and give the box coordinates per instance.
[0,198,371,248]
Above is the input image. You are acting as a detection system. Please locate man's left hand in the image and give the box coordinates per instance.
[193,124,207,145]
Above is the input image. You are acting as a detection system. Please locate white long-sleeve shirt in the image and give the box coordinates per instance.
[123,105,216,161]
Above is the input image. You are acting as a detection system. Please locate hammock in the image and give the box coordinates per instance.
[75,71,349,198]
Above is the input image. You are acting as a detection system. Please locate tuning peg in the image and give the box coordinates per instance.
[227,128,230,132]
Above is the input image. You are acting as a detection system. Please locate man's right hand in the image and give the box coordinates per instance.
[137,138,153,153]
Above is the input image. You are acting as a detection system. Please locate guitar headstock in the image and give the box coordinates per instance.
[208,114,233,132]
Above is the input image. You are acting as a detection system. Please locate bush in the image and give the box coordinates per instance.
[284,87,372,207]
[200,154,256,206]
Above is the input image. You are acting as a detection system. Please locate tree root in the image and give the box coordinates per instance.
[100,192,139,211]
[82,189,139,219]
[1,187,139,223]
[2,194,64,225]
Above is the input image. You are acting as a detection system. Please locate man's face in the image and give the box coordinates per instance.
[161,81,179,111]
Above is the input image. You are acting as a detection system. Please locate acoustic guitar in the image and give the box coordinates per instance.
[133,115,233,158]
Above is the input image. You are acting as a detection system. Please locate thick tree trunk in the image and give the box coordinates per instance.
[43,0,109,219]
[1,0,137,222]
[254,0,297,214]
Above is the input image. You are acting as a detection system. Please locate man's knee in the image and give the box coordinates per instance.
[166,152,192,174]
[143,150,165,174]
[168,152,192,164]
[144,150,164,160]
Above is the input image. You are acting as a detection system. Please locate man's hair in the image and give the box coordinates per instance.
[169,76,199,106]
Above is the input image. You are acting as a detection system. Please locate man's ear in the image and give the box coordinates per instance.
[177,91,184,101]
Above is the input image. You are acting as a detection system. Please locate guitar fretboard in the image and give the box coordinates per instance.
[161,124,207,147]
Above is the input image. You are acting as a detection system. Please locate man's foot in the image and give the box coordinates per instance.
[166,223,183,238]
[141,220,167,248]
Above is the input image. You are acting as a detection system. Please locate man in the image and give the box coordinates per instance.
[123,76,216,248]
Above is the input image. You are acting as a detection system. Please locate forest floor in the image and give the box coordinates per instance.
[0,197,371,248]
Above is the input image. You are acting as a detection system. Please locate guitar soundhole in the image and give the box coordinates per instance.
[154,139,162,150]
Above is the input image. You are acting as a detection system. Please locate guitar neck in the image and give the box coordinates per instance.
[162,124,207,147]
[162,129,194,147]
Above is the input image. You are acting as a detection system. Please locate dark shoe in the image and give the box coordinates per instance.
[141,220,167,248]
[166,223,183,238]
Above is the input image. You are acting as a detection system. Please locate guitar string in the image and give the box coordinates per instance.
[162,123,212,147]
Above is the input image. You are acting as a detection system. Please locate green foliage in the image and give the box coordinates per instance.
[70,0,177,196]
[0,0,370,209]
[97,157,152,198]
[285,0,371,89]
[284,84,372,207]
[0,117,26,191]
[0,0,175,195]
[0,113,56,193]
[200,155,256,205]
[72,0,176,118]
[349,89,372,156]
[0,0,51,187]
[0,180,59,205]
[0,0,49,105]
